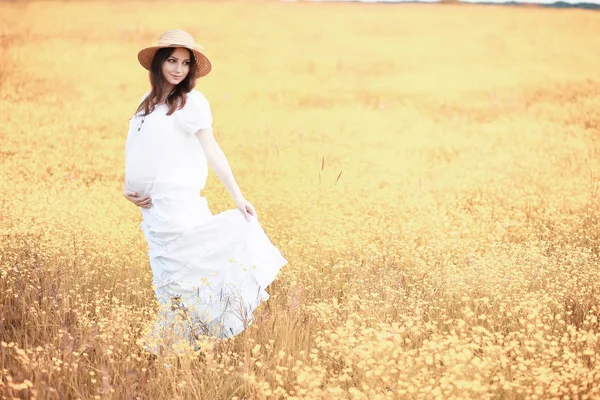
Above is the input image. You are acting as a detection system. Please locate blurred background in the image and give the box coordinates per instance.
[285,0,600,9]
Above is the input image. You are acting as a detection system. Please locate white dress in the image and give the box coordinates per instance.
[125,90,287,355]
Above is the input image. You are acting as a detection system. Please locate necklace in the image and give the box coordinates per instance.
[137,100,166,132]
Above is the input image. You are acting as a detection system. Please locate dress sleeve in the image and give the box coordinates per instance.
[177,90,213,135]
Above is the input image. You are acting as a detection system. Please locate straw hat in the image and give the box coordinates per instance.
[137,29,212,77]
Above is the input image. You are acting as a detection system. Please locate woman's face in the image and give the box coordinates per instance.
[161,47,191,87]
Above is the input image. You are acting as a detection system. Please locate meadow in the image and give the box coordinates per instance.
[1,1,600,398]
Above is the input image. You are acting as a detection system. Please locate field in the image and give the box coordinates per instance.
[1,1,600,399]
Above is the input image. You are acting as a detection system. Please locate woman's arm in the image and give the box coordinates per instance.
[195,128,256,220]
[123,188,152,208]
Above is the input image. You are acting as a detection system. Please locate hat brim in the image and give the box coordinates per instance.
[137,45,212,78]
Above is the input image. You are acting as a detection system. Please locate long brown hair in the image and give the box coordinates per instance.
[135,47,197,116]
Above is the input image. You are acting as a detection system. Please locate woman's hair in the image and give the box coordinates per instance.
[135,47,197,116]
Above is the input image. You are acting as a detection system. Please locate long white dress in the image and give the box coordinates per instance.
[125,89,287,355]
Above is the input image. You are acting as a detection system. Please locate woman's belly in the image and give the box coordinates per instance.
[125,135,164,195]
[125,121,208,196]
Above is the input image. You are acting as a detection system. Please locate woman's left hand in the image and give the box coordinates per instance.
[235,197,257,221]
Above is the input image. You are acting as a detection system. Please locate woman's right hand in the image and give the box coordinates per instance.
[123,190,152,209]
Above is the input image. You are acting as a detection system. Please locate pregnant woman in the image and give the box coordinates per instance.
[123,29,287,355]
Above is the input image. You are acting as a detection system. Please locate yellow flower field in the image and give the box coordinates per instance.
[1,1,600,398]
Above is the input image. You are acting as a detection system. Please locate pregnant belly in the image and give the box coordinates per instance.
[125,146,161,196]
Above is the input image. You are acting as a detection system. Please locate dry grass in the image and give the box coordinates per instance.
[1,1,600,399]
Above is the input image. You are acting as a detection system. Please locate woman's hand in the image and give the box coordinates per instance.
[234,197,256,221]
[123,190,152,209]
